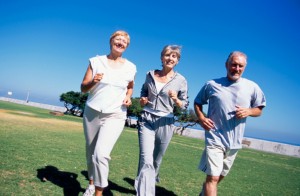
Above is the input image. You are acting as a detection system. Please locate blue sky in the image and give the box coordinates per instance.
[1,0,300,145]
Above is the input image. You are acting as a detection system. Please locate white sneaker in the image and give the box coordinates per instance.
[83,185,95,196]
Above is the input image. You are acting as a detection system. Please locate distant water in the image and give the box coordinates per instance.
[175,122,300,146]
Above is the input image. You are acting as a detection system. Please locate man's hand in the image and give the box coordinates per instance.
[199,117,215,131]
[235,105,250,119]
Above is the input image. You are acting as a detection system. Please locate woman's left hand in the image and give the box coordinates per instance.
[169,90,182,107]
[168,90,177,100]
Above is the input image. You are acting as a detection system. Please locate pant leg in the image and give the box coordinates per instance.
[153,117,175,182]
[135,112,156,196]
[93,112,126,188]
[83,106,102,181]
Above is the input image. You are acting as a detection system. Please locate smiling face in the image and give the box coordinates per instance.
[160,45,181,69]
[226,52,247,81]
[161,50,179,69]
[109,31,130,55]
[110,35,128,54]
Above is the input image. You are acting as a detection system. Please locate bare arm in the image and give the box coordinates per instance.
[235,106,264,119]
[123,81,134,107]
[80,64,103,93]
[194,102,215,131]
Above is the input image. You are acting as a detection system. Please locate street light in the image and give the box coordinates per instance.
[26,90,30,103]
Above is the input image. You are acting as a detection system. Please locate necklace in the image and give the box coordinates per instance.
[156,70,174,83]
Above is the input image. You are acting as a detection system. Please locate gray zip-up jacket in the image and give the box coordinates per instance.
[140,70,189,114]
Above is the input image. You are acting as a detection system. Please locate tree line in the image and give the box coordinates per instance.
[60,91,199,134]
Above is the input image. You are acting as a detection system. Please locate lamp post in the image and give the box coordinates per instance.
[26,90,30,103]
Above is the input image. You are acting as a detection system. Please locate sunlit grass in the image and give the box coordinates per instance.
[0,100,299,195]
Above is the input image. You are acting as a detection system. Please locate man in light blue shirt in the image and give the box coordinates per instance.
[194,51,266,196]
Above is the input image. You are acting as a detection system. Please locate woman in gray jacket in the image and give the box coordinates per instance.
[135,45,189,196]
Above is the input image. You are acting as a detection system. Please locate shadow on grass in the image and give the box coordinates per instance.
[36,167,176,195]
[36,165,85,196]
[123,177,177,196]
[81,171,136,195]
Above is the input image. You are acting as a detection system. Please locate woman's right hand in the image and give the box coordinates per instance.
[140,97,148,106]
[92,73,104,84]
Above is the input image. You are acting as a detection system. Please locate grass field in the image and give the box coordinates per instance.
[0,100,300,196]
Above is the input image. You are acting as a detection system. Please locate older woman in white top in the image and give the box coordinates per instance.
[81,30,136,196]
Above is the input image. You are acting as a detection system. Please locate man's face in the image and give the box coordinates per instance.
[226,55,247,81]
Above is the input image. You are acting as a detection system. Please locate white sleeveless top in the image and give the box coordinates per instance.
[86,55,136,113]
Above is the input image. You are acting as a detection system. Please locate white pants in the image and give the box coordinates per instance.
[83,106,126,188]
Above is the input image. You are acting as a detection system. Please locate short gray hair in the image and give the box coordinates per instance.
[161,45,182,60]
[226,51,247,65]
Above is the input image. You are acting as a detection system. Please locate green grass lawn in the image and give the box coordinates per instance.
[0,100,300,195]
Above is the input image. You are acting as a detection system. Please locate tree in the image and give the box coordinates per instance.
[127,97,143,117]
[59,91,88,116]
[174,108,199,135]
[61,92,199,132]
[126,97,143,128]
[125,98,200,133]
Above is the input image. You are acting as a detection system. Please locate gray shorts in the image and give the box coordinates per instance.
[199,145,238,176]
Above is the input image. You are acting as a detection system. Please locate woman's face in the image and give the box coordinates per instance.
[110,35,128,54]
[161,51,179,69]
